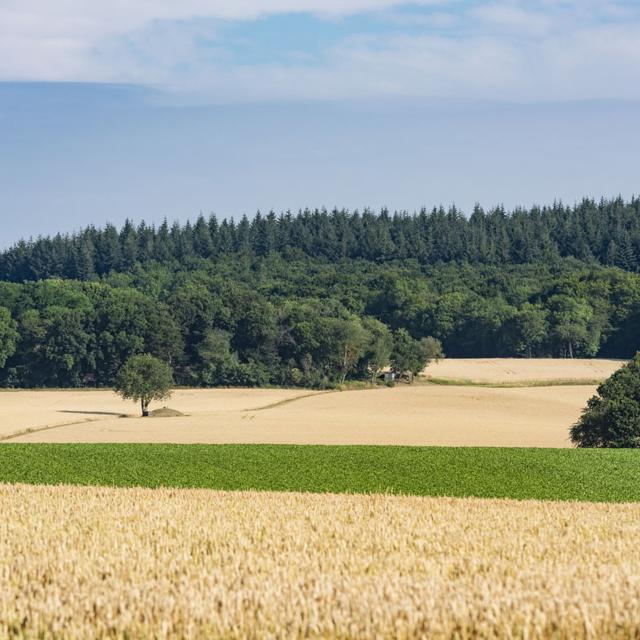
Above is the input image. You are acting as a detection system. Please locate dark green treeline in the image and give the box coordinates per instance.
[2,197,640,281]
[0,197,639,388]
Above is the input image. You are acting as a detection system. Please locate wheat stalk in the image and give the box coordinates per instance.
[1,484,639,639]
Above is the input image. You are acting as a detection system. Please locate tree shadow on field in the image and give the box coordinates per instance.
[58,410,123,417]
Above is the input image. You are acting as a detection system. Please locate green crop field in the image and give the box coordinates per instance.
[1,444,638,502]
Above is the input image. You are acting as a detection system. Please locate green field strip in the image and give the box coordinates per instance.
[0,444,638,503]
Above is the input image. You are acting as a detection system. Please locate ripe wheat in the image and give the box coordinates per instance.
[1,484,639,639]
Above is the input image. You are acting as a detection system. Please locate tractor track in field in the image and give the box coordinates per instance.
[0,417,109,443]
[241,390,331,412]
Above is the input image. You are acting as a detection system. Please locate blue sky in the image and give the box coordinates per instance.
[1,1,639,246]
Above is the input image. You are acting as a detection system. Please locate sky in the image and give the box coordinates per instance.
[1,0,639,246]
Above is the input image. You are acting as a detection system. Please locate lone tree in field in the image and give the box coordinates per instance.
[570,354,640,448]
[115,354,173,417]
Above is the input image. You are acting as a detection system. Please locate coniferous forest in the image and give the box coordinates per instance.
[1,196,640,388]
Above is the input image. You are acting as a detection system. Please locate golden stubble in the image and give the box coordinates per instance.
[3,385,597,447]
[1,484,639,639]
[423,358,623,383]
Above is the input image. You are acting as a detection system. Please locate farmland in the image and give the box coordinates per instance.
[0,385,594,447]
[0,359,624,447]
[2,484,639,639]
[3,31,640,639]
[1,358,637,639]
[1,444,639,502]
[423,357,622,384]
[0,387,314,442]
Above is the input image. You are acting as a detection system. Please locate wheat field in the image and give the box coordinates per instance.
[1,484,639,639]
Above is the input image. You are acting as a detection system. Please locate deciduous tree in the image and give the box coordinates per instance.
[570,355,640,447]
[115,354,173,417]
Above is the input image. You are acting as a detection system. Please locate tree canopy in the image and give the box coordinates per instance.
[0,307,17,369]
[114,354,173,416]
[1,198,640,389]
[571,355,640,448]
[2,197,640,281]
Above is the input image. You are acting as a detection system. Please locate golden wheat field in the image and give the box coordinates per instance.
[1,484,639,639]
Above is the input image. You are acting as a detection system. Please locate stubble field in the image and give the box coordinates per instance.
[423,358,622,384]
[1,483,639,639]
[0,359,624,447]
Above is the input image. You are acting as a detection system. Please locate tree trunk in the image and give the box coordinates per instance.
[141,398,149,417]
[568,341,574,359]
[340,346,348,384]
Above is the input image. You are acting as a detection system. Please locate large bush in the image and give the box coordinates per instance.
[390,330,443,383]
[570,355,640,448]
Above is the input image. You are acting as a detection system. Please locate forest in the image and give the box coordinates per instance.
[0,196,639,388]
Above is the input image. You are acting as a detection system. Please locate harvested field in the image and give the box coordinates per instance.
[4,384,595,447]
[424,357,623,384]
[1,484,639,639]
[1,359,623,446]
[0,387,318,440]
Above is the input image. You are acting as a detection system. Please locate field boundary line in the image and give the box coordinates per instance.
[0,418,106,443]
[421,377,605,388]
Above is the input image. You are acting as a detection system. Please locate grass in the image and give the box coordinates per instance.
[0,444,639,502]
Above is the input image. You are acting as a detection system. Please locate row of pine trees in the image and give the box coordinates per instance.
[1,197,640,282]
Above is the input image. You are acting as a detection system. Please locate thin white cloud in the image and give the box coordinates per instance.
[0,0,444,80]
[471,3,554,36]
[0,0,639,102]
